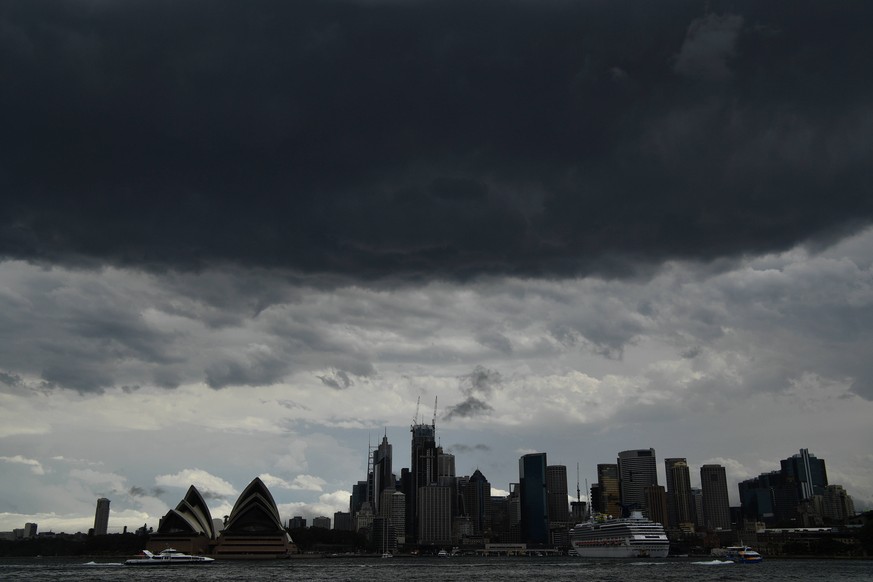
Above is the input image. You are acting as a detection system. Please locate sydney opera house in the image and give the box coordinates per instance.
[148,477,296,559]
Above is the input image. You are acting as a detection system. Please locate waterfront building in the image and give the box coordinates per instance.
[519,453,549,545]
[617,449,658,517]
[690,488,705,529]
[312,516,331,529]
[408,418,438,543]
[546,465,570,524]
[820,484,855,523]
[781,448,828,500]
[417,485,452,545]
[333,511,354,531]
[214,477,294,559]
[700,464,731,530]
[464,469,491,535]
[595,463,621,517]
[372,433,394,514]
[93,498,110,536]
[644,485,669,526]
[665,458,693,529]
[149,485,215,554]
[289,516,307,529]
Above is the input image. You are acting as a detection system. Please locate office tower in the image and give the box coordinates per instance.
[589,483,603,514]
[351,480,368,516]
[644,485,669,525]
[617,449,658,516]
[333,511,354,531]
[546,465,570,525]
[781,448,828,500]
[417,485,452,545]
[665,458,693,528]
[691,488,705,529]
[289,515,307,529]
[372,516,396,554]
[437,449,456,486]
[408,418,438,542]
[820,485,855,523]
[389,491,407,546]
[519,453,549,545]
[312,516,331,529]
[372,433,394,513]
[700,464,731,530]
[23,523,38,538]
[93,498,110,535]
[596,463,622,517]
[464,469,491,534]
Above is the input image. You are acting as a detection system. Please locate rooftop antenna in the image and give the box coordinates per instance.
[575,463,580,502]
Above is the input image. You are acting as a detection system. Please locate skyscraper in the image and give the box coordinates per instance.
[596,463,622,517]
[546,465,570,525]
[372,433,393,513]
[519,453,549,545]
[617,449,658,516]
[465,469,491,534]
[408,418,437,543]
[93,497,110,535]
[700,464,731,530]
[644,485,669,526]
[665,458,693,528]
[781,448,828,501]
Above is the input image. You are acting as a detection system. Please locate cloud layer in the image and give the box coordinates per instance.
[2,0,872,279]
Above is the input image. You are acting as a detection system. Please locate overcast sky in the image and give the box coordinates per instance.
[2,0,872,533]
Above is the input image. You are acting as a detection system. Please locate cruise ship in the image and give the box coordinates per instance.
[569,511,669,558]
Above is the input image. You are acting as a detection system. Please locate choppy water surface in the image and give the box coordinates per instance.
[1,556,870,581]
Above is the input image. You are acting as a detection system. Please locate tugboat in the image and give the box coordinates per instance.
[125,548,215,565]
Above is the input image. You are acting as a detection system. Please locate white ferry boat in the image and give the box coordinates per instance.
[569,511,669,558]
[125,548,215,565]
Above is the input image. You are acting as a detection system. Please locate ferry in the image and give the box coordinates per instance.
[569,511,669,558]
[725,545,763,563]
[125,548,215,565]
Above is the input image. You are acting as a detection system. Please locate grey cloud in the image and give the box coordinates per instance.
[317,370,354,390]
[459,366,502,397]
[447,443,491,454]
[1,1,871,281]
[674,13,744,81]
[0,371,22,386]
[444,397,493,421]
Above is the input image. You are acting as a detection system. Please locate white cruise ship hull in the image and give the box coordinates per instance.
[571,541,669,558]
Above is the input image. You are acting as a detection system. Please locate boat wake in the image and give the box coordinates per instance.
[692,560,733,566]
[81,561,123,567]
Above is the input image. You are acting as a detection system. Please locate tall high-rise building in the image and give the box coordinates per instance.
[519,453,549,545]
[372,433,394,513]
[93,498,110,535]
[700,464,731,530]
[417,486,452,545]
[690,488,705,529]
[464,469,491,534]
[312,516,331,529]
[408,418,438,543]
[546,465,570,525]
[665,458,693,528]
[617,449,658,516]
[333,511,354,531]
[781,448,828,501]
[596,463,622,517]
[644,485,669,526]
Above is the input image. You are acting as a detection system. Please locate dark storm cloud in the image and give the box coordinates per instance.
[2,0,872,279]
[445,365,501,419]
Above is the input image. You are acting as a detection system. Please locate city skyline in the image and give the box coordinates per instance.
[2,0,873,535]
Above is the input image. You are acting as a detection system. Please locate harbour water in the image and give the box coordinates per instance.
[1,556,870,581]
